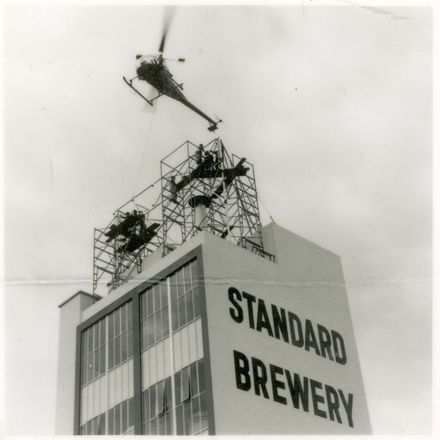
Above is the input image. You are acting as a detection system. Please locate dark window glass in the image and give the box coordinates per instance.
[109,338,114,369]
[162,307,169,338]
[129,397,134,428]
[159,414,166,435]
[121,304,127,333]
[177,269,184,296]
[114,309,121,337]
[115,403,121,434]
[198,359,206,393]
[150,418,157,436]
[165,410,172,435]
[114,335,121,366]
[99,345,105,375]
[121,331,128,362]
[181,367,191,402]
[184,264,192,292]
[97,413,105,435]
[174,370,181,404]
[171,300,178,331]
[170,274,178,302]
[108,313,114,340]
[142,319,148,350]
[149,386,156,420]
[153,285,161,313]
[178,295,186,328]
[87,328,93,354]
[192,396,201,434]
[143,389,150,423]
[108,408,114,435]
[80,424,86,435]
[94,325,99,350]
[165,377,172,411]
[190,260,198,286]
[127,302,133,329]
[160,280,167,309]
[183,400,192,434]
[146,318,155,348]
[81,356,87,384]
[185,292,194,323]
[121,400,128,434]
[155,311,162,342]
[87,354,93,382]
[147,289,153,317]
[86,420,92,435]
[190,361,199,396]
[176,404,183,435]
[193,286,201,318]
[156,380,165,416]
[81,331,87,358]
[99,319,105,346]
[127,328,133,358]
[200,391,208,431]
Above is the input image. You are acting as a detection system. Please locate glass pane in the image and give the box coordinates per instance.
[192,396,202,434]
[142,320,148,350]
[146,318,155,348]
[121,304,127,333]
[174,370,181,404]
[127,328,133,358]
[121,331,128,362]
[177,269,184,297]
[150,418,157,436]
[87,353,93,382]
[93,325,99,350]
[166,410,172,435]
[114,309,121,337]
[149,386,156,420]
[156,381,164,416]
[178,295,186,328]
[185,292,194,323]
[190,260,198,286]
[171,300,178,331]
[200,392,208,431]
[87,327,93,354]
[191,361,199,396]
[129,397,135,428]
[155,311,162,342]
[147,289,153,316]
[97,413,105,435]
[114,335,121,366]
[109,338,114,370]
[162,306,169,338]
[165,377,172,411]
[127,301,133,329]
[121,400,128,433]
[193,287,201,317]
[108,313,114,340]
[143,389,150,423]
[170,274,178,302]
[183,400,192,435]
[154,285,161,312]
[99,319,106,346]
[158,414,166,435]
[198,359,206,393]
[99,345,105,375]
[160,280,168,309]
[108,408,114,435]
[115,404,121,434]
[181,367,191,402]
[81,331,87,358]
[184,264,192,292]
[176,404,183,435]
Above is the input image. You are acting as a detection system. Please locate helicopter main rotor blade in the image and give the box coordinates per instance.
[158,6,175,54]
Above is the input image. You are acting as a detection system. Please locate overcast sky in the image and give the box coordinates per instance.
[2,1,435,435]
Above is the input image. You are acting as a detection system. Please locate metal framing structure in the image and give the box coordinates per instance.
[93,138,273,295]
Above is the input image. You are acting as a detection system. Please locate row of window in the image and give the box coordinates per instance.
[80,398,134,435]
[142,359,207,435]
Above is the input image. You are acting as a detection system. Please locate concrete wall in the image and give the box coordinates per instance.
[201,224,371,434]
[55,292,98,434]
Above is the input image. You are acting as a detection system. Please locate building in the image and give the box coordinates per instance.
[55,139,371,435]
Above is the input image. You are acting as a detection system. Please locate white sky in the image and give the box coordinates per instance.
[1,1,436,436]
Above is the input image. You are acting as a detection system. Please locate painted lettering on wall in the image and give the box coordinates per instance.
[228,286,347,365]
[233,349,354,428]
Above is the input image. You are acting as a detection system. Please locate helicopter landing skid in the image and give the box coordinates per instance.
[123,77,162,106]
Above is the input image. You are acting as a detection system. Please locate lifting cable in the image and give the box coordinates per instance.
[132,109,157,200]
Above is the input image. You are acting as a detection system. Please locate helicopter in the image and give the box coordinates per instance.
[123,18,221,132]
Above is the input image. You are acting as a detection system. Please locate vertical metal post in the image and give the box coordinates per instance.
[167,277,177,435]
